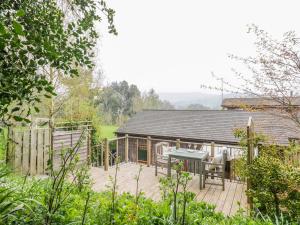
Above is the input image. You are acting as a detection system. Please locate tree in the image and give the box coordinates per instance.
[0,0,117,124]
[97,82,174,125]
[203,24,300,127]
[185,104,210,110]
[142,89,174,110]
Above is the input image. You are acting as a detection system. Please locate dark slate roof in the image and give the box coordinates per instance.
[222,97,300,108]
[117,110,300,146]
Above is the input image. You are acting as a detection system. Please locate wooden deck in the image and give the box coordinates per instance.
[90,163,247,216]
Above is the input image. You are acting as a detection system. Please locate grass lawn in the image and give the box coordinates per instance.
[100,125,118,139]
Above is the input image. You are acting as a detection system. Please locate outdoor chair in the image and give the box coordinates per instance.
[202,150,227,191]
[155,142,177,176]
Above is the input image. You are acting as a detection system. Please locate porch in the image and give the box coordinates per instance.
[90,163,247,216]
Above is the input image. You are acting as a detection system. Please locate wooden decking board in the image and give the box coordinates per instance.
[196,184,211,201]
[91,164,247,216]
[229,182,244,216]
[202,185,217,203]
[215,181,232,213]
[222,182,238,215]
[210,185,224,206]
[240,184,248,213]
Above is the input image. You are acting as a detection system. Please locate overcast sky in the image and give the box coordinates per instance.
[98,0,300,93]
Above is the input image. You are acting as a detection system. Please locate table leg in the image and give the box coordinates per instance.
[199,159,202,190]
[168,156,171,177]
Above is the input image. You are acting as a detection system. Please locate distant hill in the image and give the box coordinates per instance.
[158,92,231,109]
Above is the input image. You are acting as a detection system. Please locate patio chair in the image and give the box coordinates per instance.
[155,142,177,176]
[202,150,227,191]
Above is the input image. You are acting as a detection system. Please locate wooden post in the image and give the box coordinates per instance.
[147,136,151,167]
[136,138,139,162]
[6,126,10,164]
[176,139,180,149]
[247,117,254,212]
[125,134,129,163]
[211,142,215,158]
[87,128,91,165]
[100,143,103,167]
[104,138,109,171]
[116,139,119,159]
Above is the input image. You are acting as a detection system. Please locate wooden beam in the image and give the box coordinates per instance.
[104,138,109,171]
[246,116,254,212]
[211,142,215,157]
[125,134,129,163]
[176,139,180,149]
[147,136,151,167]
[136,138,139,162]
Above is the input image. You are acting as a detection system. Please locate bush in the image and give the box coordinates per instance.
[247,147,300,223]
[0,166,278,225]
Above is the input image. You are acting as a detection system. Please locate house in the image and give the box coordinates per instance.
[221,97,300,110]
[115,109,300,164]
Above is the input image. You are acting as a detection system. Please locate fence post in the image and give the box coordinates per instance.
[147,136,151,167]
[125,134,129,163]
[211,142,215,157]
[247,117,254,213]
[116,139,119,159]
[5,126,10,164]
[100,143,103,167]
[104,138,109,171]
[176,139,180,149]
[87,127,91,165]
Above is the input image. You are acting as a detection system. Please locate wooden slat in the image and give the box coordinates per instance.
[22,131,30,174]
[43,129,48,174]
[215,181,232,212]
[13,132,22,173]
[230,182,244,215]
[30,129,37,175]
[222,182,238,215]
[37,130,44,174]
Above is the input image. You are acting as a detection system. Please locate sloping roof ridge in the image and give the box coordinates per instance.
[142,109,259,113]
[142,109,231,112]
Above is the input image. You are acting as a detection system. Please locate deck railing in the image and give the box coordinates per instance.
[96,135,245,181]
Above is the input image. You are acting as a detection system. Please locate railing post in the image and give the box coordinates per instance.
[176,139,180,149]
[125,134,129,163]
[247,117,254,213]
[147,136,151,167]
[87,127,91,165]
[116,139,119,158]
[211,142,215,157]
[104,138,109,171]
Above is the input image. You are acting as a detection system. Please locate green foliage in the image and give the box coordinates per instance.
[0,128,7,161]
[0,0,116,123]
[100,125,118,139]
[247,147,300,222]
[56,69,102,143]
[234,129,300,223]
[234,128,267,147]
[0,164,281,225]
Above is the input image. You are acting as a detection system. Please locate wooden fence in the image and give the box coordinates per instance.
[6,125,92,175]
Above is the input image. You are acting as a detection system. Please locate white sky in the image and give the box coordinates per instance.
[98,0,300,93]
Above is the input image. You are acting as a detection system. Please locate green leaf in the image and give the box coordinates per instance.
[13,21,24,35]
[11,107,20,113]
[34,107,40,113]
[13,116,23,121]
[0,23,6,35]
[23,118,31,123]
[16,9,25,17]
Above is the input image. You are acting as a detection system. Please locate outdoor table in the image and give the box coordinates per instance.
[167,148,209,190]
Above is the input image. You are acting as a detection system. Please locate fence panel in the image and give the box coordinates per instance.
[7,126,91,175]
